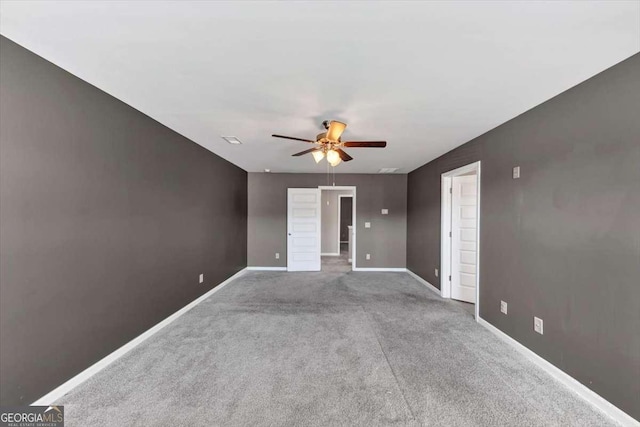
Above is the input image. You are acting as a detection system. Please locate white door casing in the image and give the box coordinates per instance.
[451,175,478,303]
[287,188,321,271]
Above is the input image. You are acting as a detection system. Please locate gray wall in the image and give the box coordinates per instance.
[0,37,248,406]
[321,190,352,254]
[407,53,640,419]
[248,173,407,268]
[340,197,353,242]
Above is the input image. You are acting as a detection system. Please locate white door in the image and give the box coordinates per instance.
[451,175,478,303]
[287,188,321,271]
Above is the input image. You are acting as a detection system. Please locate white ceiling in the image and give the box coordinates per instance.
[1,1,638,173]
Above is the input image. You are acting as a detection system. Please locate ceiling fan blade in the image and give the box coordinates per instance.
[343,141,387,148]
[335,148,353,161]
[272,134,315,143]
[292,148,322,157]
[326,121,347,141]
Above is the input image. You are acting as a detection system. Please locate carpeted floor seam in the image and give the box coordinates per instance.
[358,304,418,423]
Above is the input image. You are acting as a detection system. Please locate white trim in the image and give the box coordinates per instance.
[317,186,356,190]
[246,266,287,271]
[353,267,407,272]
[31,268,247,406]
[321,252,340,256]
[318,186,356,271]
[440,161,481,320]
[440,176,451,298]
[406,269,441,296]
[477,317,639,427]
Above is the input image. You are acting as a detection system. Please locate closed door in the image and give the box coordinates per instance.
[451,175,477,303]
[287,188,321,271]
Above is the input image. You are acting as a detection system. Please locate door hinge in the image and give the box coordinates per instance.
[449,187,452,194]
[449,275,451,281]
[449,231,452,238]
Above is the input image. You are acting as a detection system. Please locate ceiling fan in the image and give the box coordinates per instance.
[272,120,387,167]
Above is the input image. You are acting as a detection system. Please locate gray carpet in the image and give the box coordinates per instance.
[321,246,351,273]
[57,271,616,426]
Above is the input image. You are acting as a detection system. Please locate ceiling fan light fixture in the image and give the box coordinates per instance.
[327,149,342,167]
[326,121,347,141]
[312,150,325,163]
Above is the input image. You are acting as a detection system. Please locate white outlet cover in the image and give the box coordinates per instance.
[381,209,389,215]
[513,166,521,179]
[275,252,280,259]
[199,274,204,284]
[365,222,371,228]
[500,300,508,314]
[366,254,371,260]
[534,316,544,334]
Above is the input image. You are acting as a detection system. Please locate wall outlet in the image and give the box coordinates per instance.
[534,316,544,334]
[365,222,371,228]
[381,209,389,215]
[513,166,521,179]
[500,300,508,315]
[275,252,280,259]
[435,268,439,277]
[199,274,204,284]
[366,253,371,260]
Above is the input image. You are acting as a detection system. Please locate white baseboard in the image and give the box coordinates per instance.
[321,252,340,256]
[31,267,247,406]
[477,317,639,427]
[406,269,442,296]
[353,267,407,272]
[246,266,287,271]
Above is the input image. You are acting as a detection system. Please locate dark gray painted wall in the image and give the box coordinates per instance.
[0,37,248,406]
[340,197,353,242]
[407,54,640,419]
[248,173,407,268]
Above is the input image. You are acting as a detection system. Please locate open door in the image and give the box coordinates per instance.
[451,175,478,303]
[287,188,321,271]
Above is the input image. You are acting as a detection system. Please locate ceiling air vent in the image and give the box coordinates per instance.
[221,136,242,145]
[378,168,399,173]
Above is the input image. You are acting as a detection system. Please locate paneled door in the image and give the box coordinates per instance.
[287,188,321,271]
[451,175,478,303]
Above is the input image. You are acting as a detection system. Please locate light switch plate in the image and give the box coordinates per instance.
[199,274,204,284]
[381,209,389,215]
[534,316,544,334]
[500,300,508,315]
[435,268,439,277]
[365,222,371,228]
[513,166,521,179]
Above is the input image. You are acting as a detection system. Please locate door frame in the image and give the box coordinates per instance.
[337,194,353,249]
[319,186,356,270]
[440,161,481,320]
